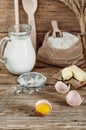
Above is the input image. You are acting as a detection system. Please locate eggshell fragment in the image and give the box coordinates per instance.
[35,99,52,116]
[66,90,82,106]
[55,81,70,94]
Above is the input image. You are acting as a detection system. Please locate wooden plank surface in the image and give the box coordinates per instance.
[0,0,80,48]
[0,66,86,130]
[0,1,86,129]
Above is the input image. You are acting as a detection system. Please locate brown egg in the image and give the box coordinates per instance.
[35,99,52,116]
[66,90,82,106]
[55,81,70,94]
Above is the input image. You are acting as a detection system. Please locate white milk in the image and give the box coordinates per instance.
[4,36,36,75]
[0,24,36,75]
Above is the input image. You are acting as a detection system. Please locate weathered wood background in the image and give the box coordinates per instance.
[0,0,80,49]
[0,1,86,129]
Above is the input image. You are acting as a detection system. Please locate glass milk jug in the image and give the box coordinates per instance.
[0,24,36,75]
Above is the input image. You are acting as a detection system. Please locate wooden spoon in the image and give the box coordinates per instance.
[51,20,62,38]
[22,0,38,51]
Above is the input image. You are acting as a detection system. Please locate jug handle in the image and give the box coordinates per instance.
[0,37,11,63]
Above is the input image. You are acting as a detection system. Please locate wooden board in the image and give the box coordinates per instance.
[0,0,80,49]
[0,67,86,130]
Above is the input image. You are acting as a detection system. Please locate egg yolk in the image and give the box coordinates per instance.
[36,103,51,115]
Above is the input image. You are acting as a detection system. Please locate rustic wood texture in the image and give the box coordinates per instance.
[0,66,86,130]
[0,1,86,129]
[0,0,80,49]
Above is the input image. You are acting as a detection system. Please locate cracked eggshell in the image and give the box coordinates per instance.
[66,90,82,106]
[55,81,70,94]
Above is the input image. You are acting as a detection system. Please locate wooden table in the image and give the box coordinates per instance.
[0,64,86,130]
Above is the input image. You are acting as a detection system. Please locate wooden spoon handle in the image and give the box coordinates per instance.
[51,20,59,31]
[14,0,19,32]
[28,14,36,51]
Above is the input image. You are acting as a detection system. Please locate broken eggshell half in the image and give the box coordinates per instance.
[55,81,70,94]
[66,90,82,107]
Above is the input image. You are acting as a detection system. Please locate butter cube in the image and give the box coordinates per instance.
[70,65,86,82]
[62,67,73,80]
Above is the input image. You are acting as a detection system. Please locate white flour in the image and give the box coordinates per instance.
[48,32,79,49]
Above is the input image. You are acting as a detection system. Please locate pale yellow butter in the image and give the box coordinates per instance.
[70,65,86,82]
[62,67,73,80]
